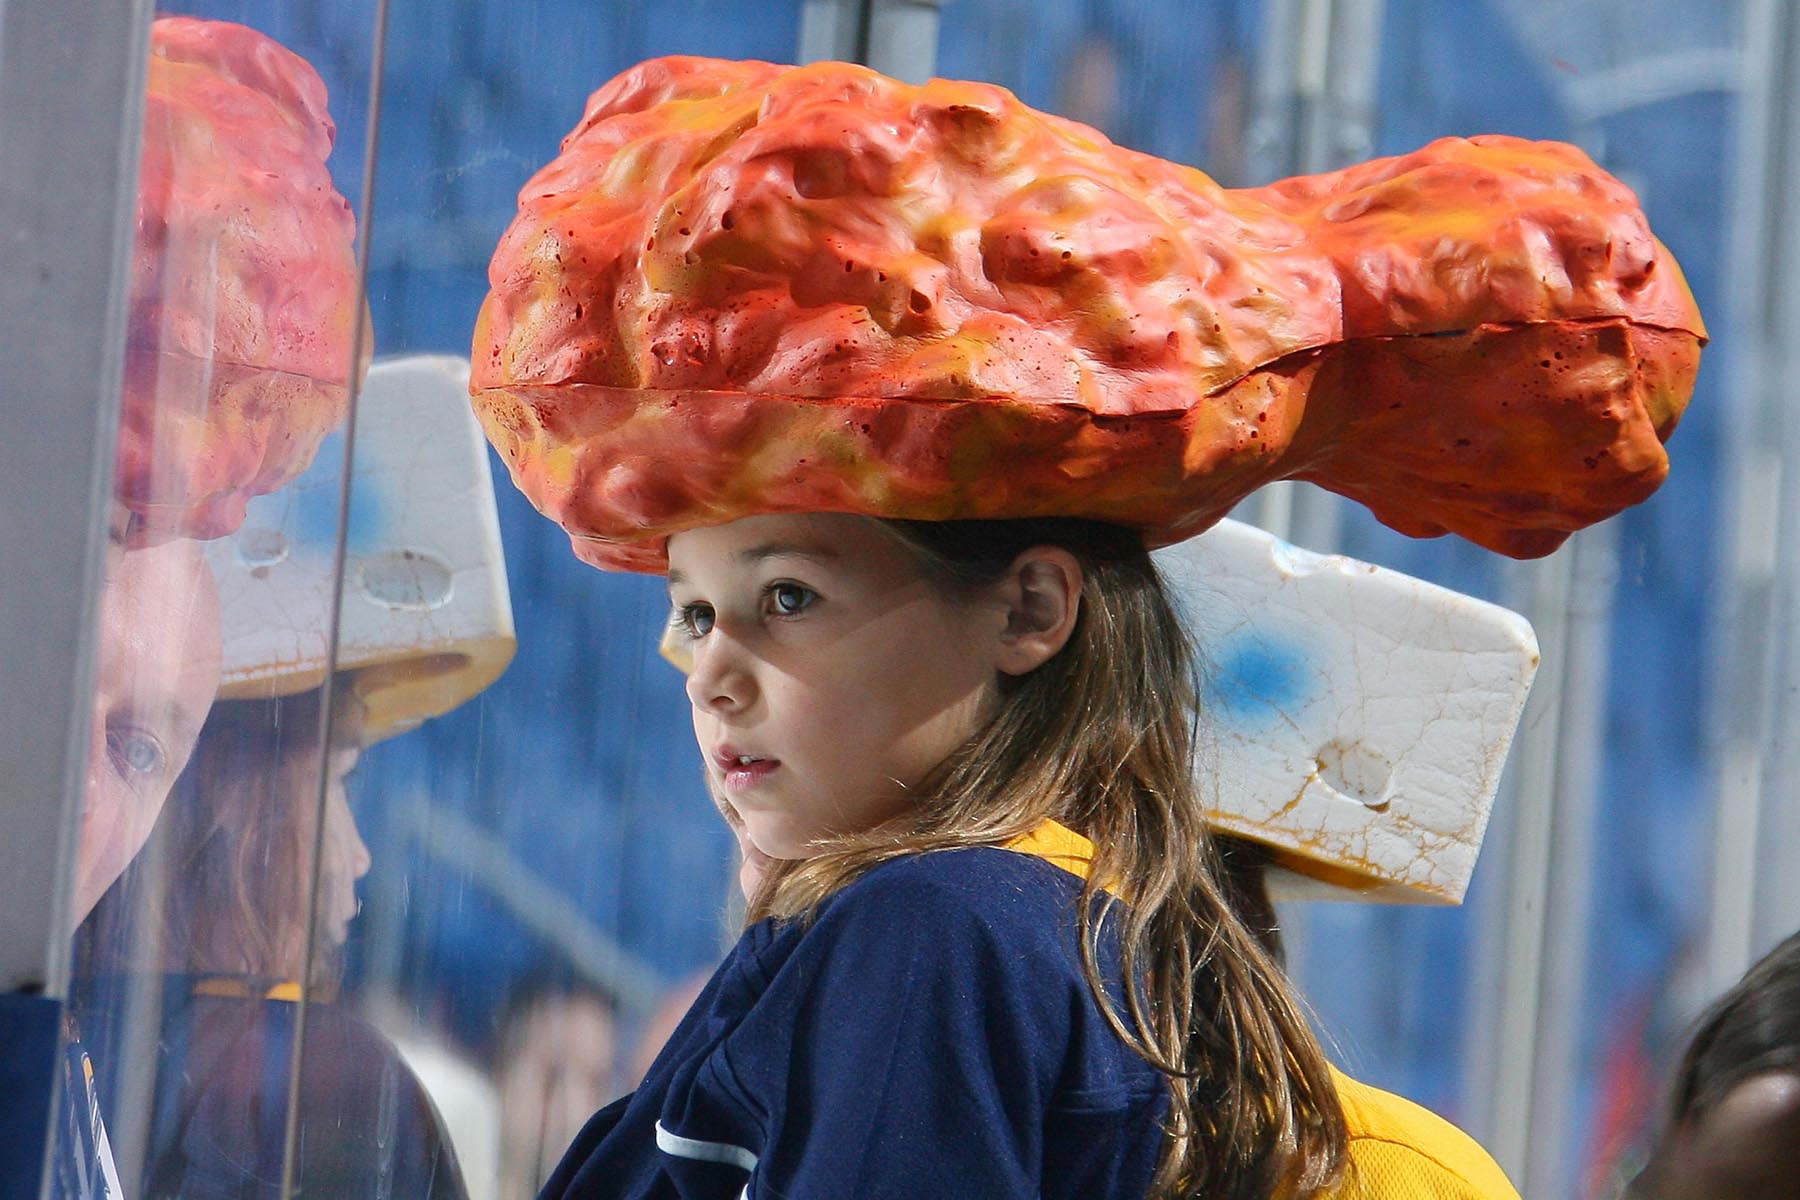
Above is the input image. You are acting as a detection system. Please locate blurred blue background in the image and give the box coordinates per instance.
[180,2,1737,1193]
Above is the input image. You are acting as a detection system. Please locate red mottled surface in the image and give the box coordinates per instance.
[471,55,1705,573]
[119,17,362,545]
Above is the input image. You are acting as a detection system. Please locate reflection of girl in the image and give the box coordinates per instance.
[156,691,369,991]
[81,690,467,1200]
[56,538,220,1200]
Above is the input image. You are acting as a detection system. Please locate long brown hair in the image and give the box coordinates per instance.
[156,690,362,989]
[746,517,1347,1199]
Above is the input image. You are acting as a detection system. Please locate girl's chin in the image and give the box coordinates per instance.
[740,838,776,871]
[740,820,815,862]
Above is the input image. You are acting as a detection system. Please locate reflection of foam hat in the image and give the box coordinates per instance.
[120,17,365,547]
[206,356,516,742]
[471,55,1703,574]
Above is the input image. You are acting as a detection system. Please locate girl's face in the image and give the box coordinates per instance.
[78,539,221,923]
[317,743,371,950]
[668,513,1008,860]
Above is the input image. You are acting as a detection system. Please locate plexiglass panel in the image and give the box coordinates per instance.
[32,3,1771,1200]
[350,7,808,1200]
[60,3,380,1196]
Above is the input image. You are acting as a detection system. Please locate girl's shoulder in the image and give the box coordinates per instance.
[801,843,1096,958]
[560,848,1166,1200]
[837,841,1088,905]
[723,845,1159,1107]
[735,844,1110,1022]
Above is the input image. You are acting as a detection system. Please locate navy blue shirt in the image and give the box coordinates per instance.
[77,980,467,1200]
[543,845,1168,1199]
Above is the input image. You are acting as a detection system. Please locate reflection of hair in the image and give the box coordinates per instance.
[156,688,364,988]
[748,517,1346,1200]
[1665,929,1800,1130]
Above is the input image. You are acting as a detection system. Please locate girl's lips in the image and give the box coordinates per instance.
[721,757,780,791]
[714,745,780,791]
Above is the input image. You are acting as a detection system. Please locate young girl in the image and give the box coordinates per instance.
[544,511,1342,1198]
[470,55,1701,1200]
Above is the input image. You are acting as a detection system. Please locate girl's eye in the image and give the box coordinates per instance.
[767,582,817,616]
[107,725,167,781]
[672,603,715,638]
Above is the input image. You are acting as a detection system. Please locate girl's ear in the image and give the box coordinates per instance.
[993,547,1084,677]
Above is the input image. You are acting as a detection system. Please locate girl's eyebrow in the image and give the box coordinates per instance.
[737,541,839,566]
[666,542,839,589]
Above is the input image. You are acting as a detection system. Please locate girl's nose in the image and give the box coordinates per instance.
[685,632,754,713]
[348,819,372,880]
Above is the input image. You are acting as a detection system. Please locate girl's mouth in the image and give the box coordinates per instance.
[716,748,780,791]
[724,757,779,790]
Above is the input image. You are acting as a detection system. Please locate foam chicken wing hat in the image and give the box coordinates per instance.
[471,55,1703,574]
[118,17,364,547]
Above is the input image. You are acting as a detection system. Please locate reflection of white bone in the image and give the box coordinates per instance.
[1157,523,1538,904]
[207,355,516,742]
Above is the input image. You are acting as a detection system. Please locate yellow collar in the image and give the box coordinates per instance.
[1003,819,1121,897]
[191,978,307,1003]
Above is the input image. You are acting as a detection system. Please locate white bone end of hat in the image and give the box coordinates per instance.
[207,355,517,742]
[1156,519,1539,905]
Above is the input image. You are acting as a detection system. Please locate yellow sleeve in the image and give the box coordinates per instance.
[1324,1067,1522,1200]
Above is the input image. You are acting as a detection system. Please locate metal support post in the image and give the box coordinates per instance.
[1529,527,1617,1196]
[1231,0,1386,989]
[1462,524,1616,1189]
[0,0,157,1196]
[0,0,154,996]
[1238,0,1384,554]
[1464,543,1574,1175]
[1706,0,1800,999]
[800,0,943,83]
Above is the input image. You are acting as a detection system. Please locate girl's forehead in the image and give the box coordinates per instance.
[666,513,904,582]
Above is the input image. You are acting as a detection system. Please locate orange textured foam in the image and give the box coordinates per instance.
[118,17,363,545]
[471,55,1705,572]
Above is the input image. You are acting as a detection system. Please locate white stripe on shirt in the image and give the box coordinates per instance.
[654,1120,760,1174]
